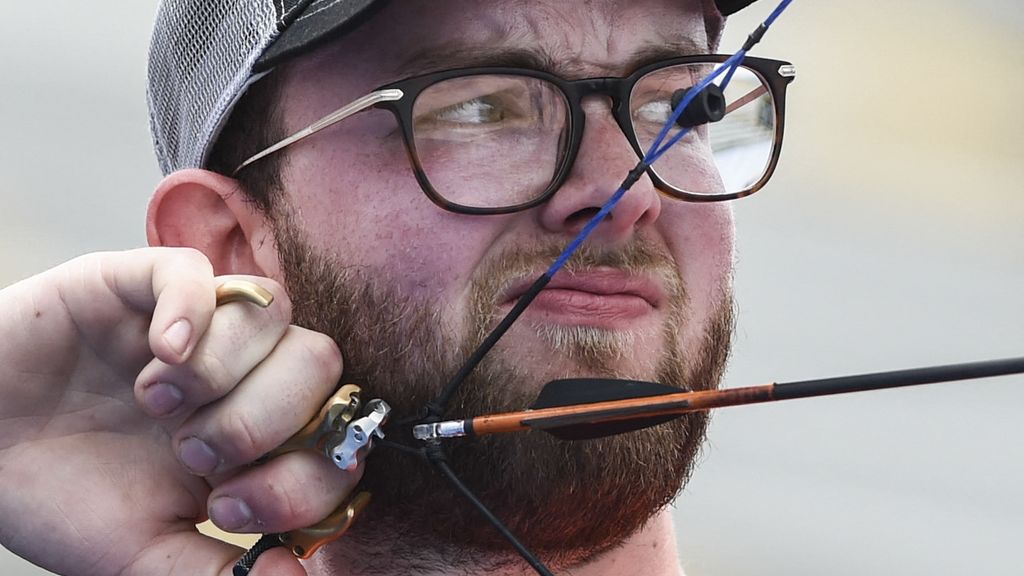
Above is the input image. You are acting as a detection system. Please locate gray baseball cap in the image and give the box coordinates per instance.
[147,0,760,176]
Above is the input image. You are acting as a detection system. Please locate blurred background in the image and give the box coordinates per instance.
[1,1,1021,575]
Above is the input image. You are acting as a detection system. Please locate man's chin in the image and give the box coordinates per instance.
[493,321,671,383]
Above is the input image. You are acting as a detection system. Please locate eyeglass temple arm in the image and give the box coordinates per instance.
[232,88,405,176]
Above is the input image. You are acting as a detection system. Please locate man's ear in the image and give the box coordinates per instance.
[147,169,281,278]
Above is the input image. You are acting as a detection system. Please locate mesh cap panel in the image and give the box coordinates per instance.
[148,0,279,175]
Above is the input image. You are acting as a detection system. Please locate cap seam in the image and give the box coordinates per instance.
[297,0,346,22]
[279,0,320,29]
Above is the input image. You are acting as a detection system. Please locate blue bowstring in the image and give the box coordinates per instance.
[765,0,794,26]
[546,0,792,278]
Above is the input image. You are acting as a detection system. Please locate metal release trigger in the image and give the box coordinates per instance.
[327,399,390,470]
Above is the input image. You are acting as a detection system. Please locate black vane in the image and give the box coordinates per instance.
[529,378,685,440]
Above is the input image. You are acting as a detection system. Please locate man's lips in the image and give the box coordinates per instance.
[499,269,667,326]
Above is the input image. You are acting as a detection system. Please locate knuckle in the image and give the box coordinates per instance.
[302,331,343,382]
[221,409,266,460]
[278,491,314,526]
[271,468,316,525]
[188,348,234,397]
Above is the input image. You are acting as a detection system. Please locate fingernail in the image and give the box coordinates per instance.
[210,497,253,531]
[163,319,192,357]
[141,382,183,417]
[179,437,220,475]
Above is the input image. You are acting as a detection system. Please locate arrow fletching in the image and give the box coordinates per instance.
[528,378,686,440]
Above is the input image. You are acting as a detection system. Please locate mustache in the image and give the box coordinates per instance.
[469,237,688,311]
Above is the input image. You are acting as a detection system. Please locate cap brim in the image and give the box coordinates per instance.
[255,0,387,72]
[255,0,758,73]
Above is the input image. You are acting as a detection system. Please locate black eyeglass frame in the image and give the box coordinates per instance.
[234,55,796,215]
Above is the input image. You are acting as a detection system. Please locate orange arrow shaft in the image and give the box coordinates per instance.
[470,383,777,436]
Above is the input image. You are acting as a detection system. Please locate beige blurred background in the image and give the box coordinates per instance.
[1,1,1021,575]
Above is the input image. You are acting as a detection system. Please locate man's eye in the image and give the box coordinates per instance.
[634,99,673,124]
[433,98,506,125]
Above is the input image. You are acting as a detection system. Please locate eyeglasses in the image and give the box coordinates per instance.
[235,55,796,215]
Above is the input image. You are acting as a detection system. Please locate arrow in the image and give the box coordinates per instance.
[412,356,1024,442]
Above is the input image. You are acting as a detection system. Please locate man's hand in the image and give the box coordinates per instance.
[0,248,357,576]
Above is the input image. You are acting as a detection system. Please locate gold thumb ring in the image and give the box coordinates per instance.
[214,280,274,308]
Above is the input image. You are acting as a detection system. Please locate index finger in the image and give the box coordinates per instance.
[54,247,218,366]
[147,247,220,364]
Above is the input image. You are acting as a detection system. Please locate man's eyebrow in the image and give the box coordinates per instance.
[391,38,706,80]
[624,39,707,70]
[393,46,558,79]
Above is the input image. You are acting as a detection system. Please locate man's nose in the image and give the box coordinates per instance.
[534,98,662,243]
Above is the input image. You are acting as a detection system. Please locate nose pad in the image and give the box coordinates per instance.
[537,100,661,242]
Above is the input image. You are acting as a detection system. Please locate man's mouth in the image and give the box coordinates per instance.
[499,268,667,328]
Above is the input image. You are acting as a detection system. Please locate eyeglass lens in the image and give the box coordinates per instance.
[412,75,568,210]
[411,64,777,209]
[631,63,776,196]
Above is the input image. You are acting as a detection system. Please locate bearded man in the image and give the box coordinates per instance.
[0,0,795,574]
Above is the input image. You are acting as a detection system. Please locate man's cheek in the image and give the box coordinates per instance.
[665,210,734,295]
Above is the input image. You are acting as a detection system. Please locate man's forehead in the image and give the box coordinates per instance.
[298,0,716,81]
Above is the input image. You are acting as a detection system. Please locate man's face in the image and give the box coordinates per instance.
[276,0,733,386]
[262,0,734,567]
